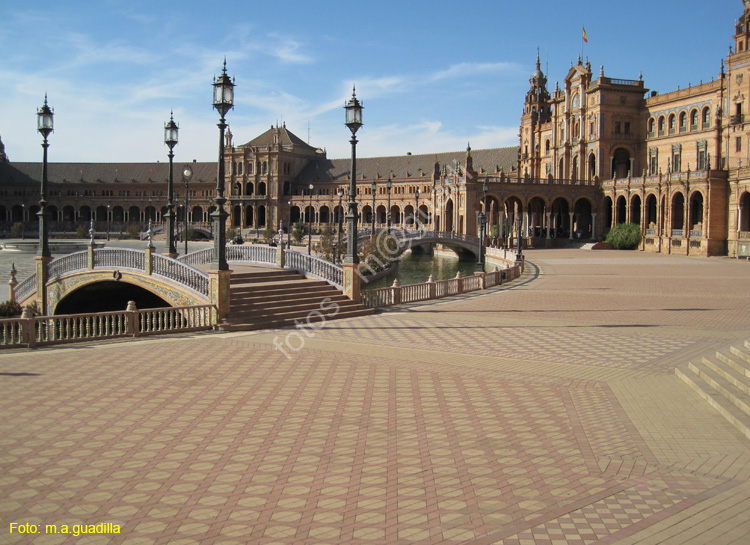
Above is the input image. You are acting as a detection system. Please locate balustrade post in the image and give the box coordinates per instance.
[8,263,17,303]
[391,278,401,305]
[427,274,436,300]
[456,271,464,294]
[125,300,139,337]
[474,270,486,290]
[208,270,232,326]
[20,307,36,348]
[87,245,95,270]
[277,242,286,268]
[343,262,361,303]
[145,246,154,275]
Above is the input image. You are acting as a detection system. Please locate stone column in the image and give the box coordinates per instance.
[591,213,597,240]
[546,212,552,239]
[569,212,575,240]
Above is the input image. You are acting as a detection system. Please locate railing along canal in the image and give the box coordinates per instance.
[0,304,216,349]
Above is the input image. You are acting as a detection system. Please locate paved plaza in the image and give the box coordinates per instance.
[2,249,750,544]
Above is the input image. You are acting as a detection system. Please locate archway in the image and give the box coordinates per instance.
[128,206,140,223]
[390,205,401,227]
[588,153,597,180]
[551,197,571,237]
[257,205,267,229]
[602,196,613,231]
[527,197,547,238]
[232,205,241,227]
[630,194,641,226]
[55,281,170,315]
[574,198,593,238]
[245,206,254,228]
[689,192,704,233]
[290,205,301,224]
[443,200,453,232]
[377,205,387,224]
[80,206,92,222]
[616,196,627,224]
[63,205,76,222]
[319,206,330,224]
[645,194,657,230]
[258,182,267,196]
[612,148,631,179]
[740,192,750,232]
[671,193,685,232]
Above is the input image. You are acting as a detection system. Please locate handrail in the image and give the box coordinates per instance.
[226,244,278,264]
[14,273,37,302]
[284,250,343,289]
[177,248,213,266]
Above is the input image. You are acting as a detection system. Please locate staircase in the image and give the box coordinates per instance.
[676,339,750,439]
[225,267,373,331]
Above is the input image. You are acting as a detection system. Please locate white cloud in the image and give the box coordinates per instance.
[431,62,519,81]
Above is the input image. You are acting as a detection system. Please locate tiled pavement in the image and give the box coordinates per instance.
[2,249,750,544]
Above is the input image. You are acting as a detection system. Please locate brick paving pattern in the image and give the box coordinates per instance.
[1,249,750,544]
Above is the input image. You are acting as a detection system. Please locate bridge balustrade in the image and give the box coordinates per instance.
[14,274,37,302]
[284,250,343,289]
[151,255,209,296]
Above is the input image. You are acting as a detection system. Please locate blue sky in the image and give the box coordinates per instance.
[0,1,738,163]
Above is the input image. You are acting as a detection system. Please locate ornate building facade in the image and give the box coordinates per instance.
[2,1,750,257]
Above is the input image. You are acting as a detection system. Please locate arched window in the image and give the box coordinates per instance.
[668,114,676,134]
[545,139,551,155]
[648,118,655,137]
[690,109,699,130]
[658,116,666,136]
[679,112,687,133]
[702,107,711,129]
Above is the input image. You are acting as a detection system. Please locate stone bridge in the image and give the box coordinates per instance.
[12,244,343,316]
[389,229,482,259]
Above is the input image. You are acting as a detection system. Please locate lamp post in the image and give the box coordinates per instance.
[36,95,53,256]
[516,214,524,261]
[336,188,344,263]
[163,112,179,256]
[477,180,488,272]
[414,188,420,231]
[307,183,314,255]
[386,175,392,234]
[371,181,377,234]
[212,59,234,270]
[287,200,292,245]
[183,165,193,255]
[344,87,363,264]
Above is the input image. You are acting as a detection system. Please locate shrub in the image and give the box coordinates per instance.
[76,224,88,238]
[0,300,23,317]
[10,222,23,238]
[292,221,305,244]
[605,223,642,249]
[125,224,141,239]
[315,226,335,261]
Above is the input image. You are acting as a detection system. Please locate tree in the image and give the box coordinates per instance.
[315,226,335,261]
[292,221,305,244]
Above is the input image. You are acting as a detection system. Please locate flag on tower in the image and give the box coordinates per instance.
[583,26,588,43]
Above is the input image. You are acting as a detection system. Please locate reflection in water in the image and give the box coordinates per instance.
[362,252,483,290]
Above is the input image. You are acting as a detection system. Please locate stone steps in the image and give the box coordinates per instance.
[225,267,373,331]
[676,339,750,440]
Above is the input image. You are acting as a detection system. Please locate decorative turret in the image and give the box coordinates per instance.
[525,52,551,123]
[465,143,473,173]
[734,0,750,54]
[0,133,7,162]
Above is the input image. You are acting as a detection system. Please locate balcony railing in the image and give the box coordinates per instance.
[730,114,745,125]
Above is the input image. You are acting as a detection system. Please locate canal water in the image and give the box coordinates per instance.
[362,252,482,290]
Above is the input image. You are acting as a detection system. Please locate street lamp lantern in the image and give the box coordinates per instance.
[213,59,235,118]
[345,86,363,134]
[163,112,179,256]
[36,95,53,258]
[183,165,193,255]
[211,59,235,270]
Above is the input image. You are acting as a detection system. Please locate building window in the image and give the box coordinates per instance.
[648,118,655,137]
[679,112,687,133]
[649,148,658,175]
[624,122,631,135]
[690,110,699,130]
[737,136,743,153]
[672,144,682,173]
[590,121,596,137]
[658,117,665,136]
[615,122,621,134]
[702,107,711,129]
[668,114,676,135]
